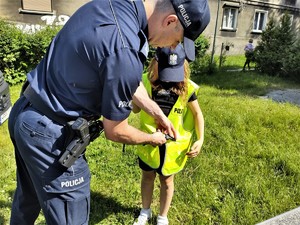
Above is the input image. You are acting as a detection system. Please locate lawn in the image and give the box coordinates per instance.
[0,71,300,225]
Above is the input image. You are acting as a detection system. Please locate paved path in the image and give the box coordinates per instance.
[256,207,300,225]
[265,89,300,106]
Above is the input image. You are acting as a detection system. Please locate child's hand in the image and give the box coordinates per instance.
[186,140,203,158]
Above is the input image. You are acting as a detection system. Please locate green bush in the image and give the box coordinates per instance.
[0,20,61,85]
[190,54,217,76]
[0,20,26,84]
[194,34,210,59]
[190,35,214,76]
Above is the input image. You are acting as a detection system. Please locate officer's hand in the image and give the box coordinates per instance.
[149,131,167,147]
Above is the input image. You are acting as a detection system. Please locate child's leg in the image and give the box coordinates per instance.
[158,174,175,217]
[133,171,156,225]
[141,170,156,209]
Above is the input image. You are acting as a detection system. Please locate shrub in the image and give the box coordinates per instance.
[0,20,26,84]
[0,20,61,85]
[190,35,213,76]
[194,34,210,59]
[190,54,217,76]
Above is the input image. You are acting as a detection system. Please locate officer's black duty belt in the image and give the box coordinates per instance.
[23,83,79,125]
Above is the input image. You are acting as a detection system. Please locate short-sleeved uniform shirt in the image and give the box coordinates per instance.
[26,0,148,121]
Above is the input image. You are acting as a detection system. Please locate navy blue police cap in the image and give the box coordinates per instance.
[171,0,210,61]
[156,44,186,83]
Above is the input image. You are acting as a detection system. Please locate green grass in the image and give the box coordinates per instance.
[1,72,300,225]
[221,55,247,69]
[215,54,255,71]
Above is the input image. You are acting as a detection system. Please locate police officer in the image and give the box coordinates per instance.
[8,0,210,224]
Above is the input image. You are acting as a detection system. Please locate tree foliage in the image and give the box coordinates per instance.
[255,12,300,81]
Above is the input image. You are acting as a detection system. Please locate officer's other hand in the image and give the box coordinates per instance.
[156,118,177,140]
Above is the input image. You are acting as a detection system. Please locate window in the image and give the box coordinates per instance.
[20,0,53,14]
[222,7,238,31]
[253,10,268,33]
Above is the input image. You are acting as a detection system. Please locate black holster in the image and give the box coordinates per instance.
[59,117,103,168]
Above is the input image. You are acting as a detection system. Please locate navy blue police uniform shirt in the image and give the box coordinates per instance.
[26,0,148,121]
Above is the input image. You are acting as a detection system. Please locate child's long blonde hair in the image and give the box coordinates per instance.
[147,57,190,100]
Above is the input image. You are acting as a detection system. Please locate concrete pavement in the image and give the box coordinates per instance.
[256,207,300,225]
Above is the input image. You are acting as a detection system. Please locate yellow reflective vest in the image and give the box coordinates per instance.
[137,73,199,176]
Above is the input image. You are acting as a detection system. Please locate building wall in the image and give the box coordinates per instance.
[0,0,90,31]
[0,0,299,55]
[204,0,300,56]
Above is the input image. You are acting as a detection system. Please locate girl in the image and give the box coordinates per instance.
[133,44,205,225]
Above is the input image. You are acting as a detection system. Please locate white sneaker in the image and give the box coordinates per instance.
[133,208,152,225]
[133,214,149,225]
[157,215,169,225]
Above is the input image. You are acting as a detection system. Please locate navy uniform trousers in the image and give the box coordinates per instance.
[8,95,91,225]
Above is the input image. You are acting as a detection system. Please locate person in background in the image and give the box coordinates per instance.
[8,0,210,224]
[132,44,205,225]
[243,38,255,71]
